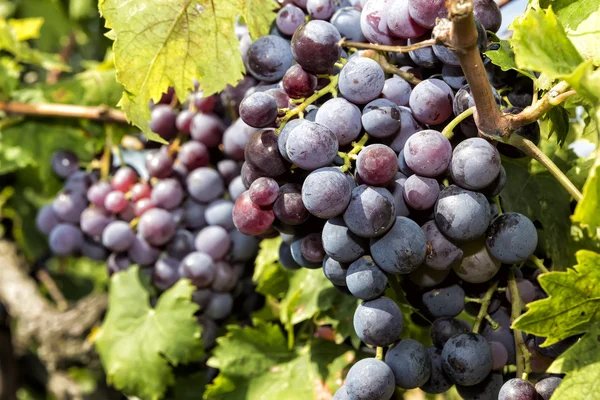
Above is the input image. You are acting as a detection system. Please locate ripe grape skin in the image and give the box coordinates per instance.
[338,57,385,105]
[146,148,174,179]
[239,92,279,129]
[291,20,341,74]
[481,165,506,198]
[346,256,388,300]
[290,238,321,269]
[104,190,129,214]
[81,239,108,261]
[331,7,365,42]
[177,141,209,170]
[194,225,231,260]
[80,207,112,237]
[87,181,112,208]
[187,168,225,203]
[356,144,399,187]
[499,378,538,400]
[323,256,349,286]
[302,167,352,218]
[387,0,428,38]
[277,119,305,162]
[228,176,246,202]
[179,252,216,288]
[421,347,453,394]
[322,217,368,263]
[387,108,422,154]
[382,76,412,107]
[149,105,178,140]
[354,297,403,347]
[152,257,181,291]
[343,185,396,238]
[430,317,470,349]
[535,377,562,400]
[138,208,176,246]
[408,265,450,288]
[403,175,440,211]
[345,358,396,400]
[315,98,362,146]
[211,261,238,292]
[300,233,326,263]
[473,0,502,33]
[306,0,335,20]
[246,35,293,82]
[282,64,318,99]
[387,175,411,217]
[52,191,87,223]
[360,0,406,45]
[370,216,427,274]
[422,284,466,318]
[134,198,155,217]
[409,79,454,125]
[422,220,463,271]
[151,178,184,210]
[433,45,459,66]
[403,130,452,178]
[408,0,447,28]
[451,138,501,190]
[51,150,79,178]
[128,236,160,266]
[279,242,302,270]
[37,204,60,235]
[482,307,516,364]
[204,200,234,230]
[190,113,226,148]
[204,292,234,320]
[385,339,432,389]
[456,372,503,400]
[249,177,279,206]
[49,224,83,256]
[486,212,538,264]
[332,385,350,400]
[285,121,338,171]
[441,333,493,386]
[233,191,275,236]
[434,185,491,242]
[273,183,311,225]
[489,341,509,370]
[408,35,439,68]
[361,99,402,139]
[441,64,467,90]
[112,167,138,192]
[229,230,259,262]
[453,237,501,283]
[276,4,306,36]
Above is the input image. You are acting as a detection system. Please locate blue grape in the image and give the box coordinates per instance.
[382,76,412,107]
[333,385,350,400]
[179,251,216,288]
[453,238,501,283]
[291,20,341,74]
[322,217,368,263]
[339,57,385,105]
[434,185,491,242]
[285,121,338,170]
[129,236,160,266]
[102,221,135,252]
[403,130,452,178]
[481,165,506,198]
[239,92,278,128]
[535,377,562,400]
[441,64,468,90]
[279,242,302,270]
[323,256,348,286]
[499,378,538,400]
[433,44,459,66]
[138,208,176,246]
[51,150,79,178]
[385,339,432,389]
[490,341,509,371]
[228,176,247,201]
[331,7,365,42]
[315,98,362,146]
[361,99,402,138]
[409,79,454,125]
[204,200,234,230]
[108,252,131,275]
[345,358,396,400]
[276,4,306,36]
[421,220,463,270]
[187,168,224,203]
[430,317,470,349]
[195,225,231,260]
[387,175,411,217]
[290,237,321,269]
[422,284,466,318]
[246,35,293,82]
[52,191,87,223]
[370,216,427,274]
[346,256,388,300]
[343,185,396,238]
[36,204,60,235]
[166,229,195,260]
[278,119,306,162]
[229,230,259,262]
[403,175,440,211]
[49,224,83,256]
[442,333,493,386]
[457,372,503,400]
[182,199,207,229]
[482,307,516,365]
[408,34,439,68]
[486,212,538,264]
[204,292,234,320]
[397,149,414,177]
[421,347,453,394]
[191,113,226,148]
[353,296,403,346]
[81,239,108,261]
[450,138,501,190]
[302,167,352,218]
[153,257,181,291]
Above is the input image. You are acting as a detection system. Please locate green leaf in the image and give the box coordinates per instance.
[239,0,277,39]
[546,106,570,146]
[96,267,203,400]
[572,155,600,237]
[0,56,21,98]
[253,236,290,298]
[513,250,600,345]
[316,294,361,348]
[545,323,599,400]
[172,371,209,400]
[8,17,44,41]
[47,257,109,301]
[484,39,536,80]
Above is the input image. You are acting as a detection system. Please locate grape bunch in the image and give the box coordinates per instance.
[224,0,566,398]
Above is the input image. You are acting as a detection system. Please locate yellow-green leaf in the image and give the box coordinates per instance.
[240,0,277,39]
[8,17,44,41]
[572,147,600,237]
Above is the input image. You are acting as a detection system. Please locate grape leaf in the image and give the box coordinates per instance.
[99,0,277,142]
[545,323,600,400]
[0,56,21,98]
[484,39,536,81]
[316,294,361,348]
[546,106,570,146]
[8,17,44,41]
[512,250,600,345]
[95,267,203,400]
[572,153,600,237]
[253,236,290,298]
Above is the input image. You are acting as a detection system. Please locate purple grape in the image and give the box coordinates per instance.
[36,204,60,235]
[421,220,463,270]
[408,34,439,68]
[87,181,112,208]
[175,109,194,134]
[331,7,365,42]
[278,119,306,162]
[403,175,440,210]
[356,144,399,187]
[388,107,423,153]
[186,168,224,203]
[81,239,108,261]
[51,150,79,178]
[387,0,428,38]
[245,130,290,177]
[276,4,306,36]
[382,76,412,107]
[239,92,278,128]
[451,138,501,190]
[306,0,335,19]
[249,177,279,206]
[441,64,468,90]
[229,230,259,262]
[361,99,402,138]
[285,121,338,171]
[387,174,411,217]
[300,233,326,263]
[370,216,427,274]
[151,178,184,210]
[150,105,178,141]
[535,377,562,400]
[302,167,352,218]
[315,98,362,146]
[282,64,318,99]
[408,0,446,29]
[179,252,216,288]
[360,0,407,45]
[80,207,112,237]
[343,185,396,238]
[228,176,246,201]
[146,148,174,179]
[49,224,83,255]
[409,79,454,125]
[130,182,151,202]
[177,141,209,170]
[102,220,135,252]
[403,130,452,177]
[211,261,238,292]
[222,119,258,161]
[204,200,234,230]
[273,184,310,225]
[246,35,294,82]
[499,378,538,400]
[338,57,385,105]
[52,191,87,223]
[216,159,241,184]
[473,0,502,33]
[291,20,341,74]
[490,341,508,370]
[233,191,275,235]
[166,229,195,260]
[204,292,233,320]
[153,257,180,291]
[129,236,161,266]
[108,252,130,275]
[409,265,451,287]
[104,190,129,214]
[138,208,176,246]
[190,113,225,148]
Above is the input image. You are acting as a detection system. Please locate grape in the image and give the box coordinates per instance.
[473,0,502,33]
[108,252,131,275]
[361,99,402,139]
[433,45,459,66]
[239,92,278,128]
[279,242,302,270]
[370,216,427,274]
[103,191,128,214]
[331,7,365,42]
[489,341,508,371]
[507,77,534,109]
[535,377,562,400]
[382,76,412,107]
[441,332,493,386]
[403,130,452,178]
[51,150,79,178]
[175,109,193,134]
[302,167,352,218]
[151,178,184,210]
[146,148,174,179]
[180,200,205,230]
[421,347,453,394]
[278,119,305,162]
[315,98,362,146]
[356,145,397,187]
[228,176,246,201]
[216,160,240,185]
[499,378,538,400]
[80,207,112,237]
[276,4,306,36]
[152,257,180,290]
[306,0,335,20]
[128,235,160,266]
[345,358,395,400]
[323,256,348,286]
[486,212,538,264]
[190,113,225,148]
[408,0,446,28]
[81,239,108,261]
[282,64,317,99]
[187,168,224,203]
[422,220,463,271]
[52,191,87,224]
[408,34,439,68]
[409,79,454,125]
[456,372,503,400]
[291,20,341,74]
[422,284,465,318]
[249,177,280,207]
[360,0,406,45]
[204,200,234,230]
[333,386,350,400]
[453,237,501,283]
[353,297,403,346]
[112,167,137,192]
[481,165,506,198]
[339,57,385,104]
[451,138,501,190]
[498,107,541,158]
[246,130,290,177]
[430,317,470,349]
[165,229,195,259]
[403,175,440,210]
[134,198,155,217]
[177,141,209,171]
[387,0,428,38]
[87,181,112,208]
[441,64,467,90]
[211,261,237,292]
[387,175,411,217]
[505,278,537,306]
[246,35,293,82]
[233,191,275,235]
[138,208,176,246]
[290,237,322,269]
[482,308,516,364]
[387,107,423,153]
[285,121,338,171]
[179,252,216,288]
[194,225,231,260]
[408,265,450,287]
[343,185,396,238]
[434,185,491,242]
[102,221,135,252]
[322,217,368,263]
[273,183,310,225]
[346,256,388,300]
[49,224,83,256]
[129,182,151,202]
[229,230,259,262]
[385,339,431,389]
[36,204,60,235]
[204,292,234,320]
[149,105,178,140]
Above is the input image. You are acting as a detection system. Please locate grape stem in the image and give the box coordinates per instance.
[376,347,384,360]
[528,255,550,274]
[493,196,503,215]
[505,81,574,129]
[442,106,475,139]
[472,281,499,334]
[361,50,422,85]
[338,133,370,172]
[0,101,128,124]
[338,37,436,54]
[508,269,532,380]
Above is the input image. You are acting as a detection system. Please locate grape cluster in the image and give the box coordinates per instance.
[227,0,565,398]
